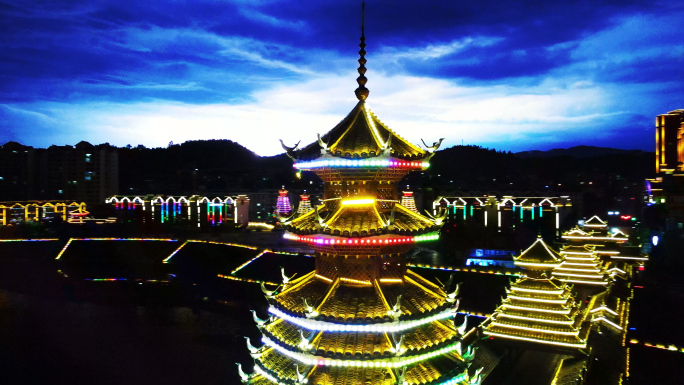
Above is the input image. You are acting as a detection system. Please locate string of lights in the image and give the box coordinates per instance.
[293,159,429,170]
[283,232,439,245]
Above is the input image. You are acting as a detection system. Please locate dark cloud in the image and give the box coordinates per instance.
[0,0,682,151]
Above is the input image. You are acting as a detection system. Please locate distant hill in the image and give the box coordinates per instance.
[516,145,651,159]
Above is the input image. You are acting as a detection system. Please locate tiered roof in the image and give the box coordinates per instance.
[586,289,626,332]
[513,237,562,270]
[243,270,477,385]
[276,188,292,216]
[553,245,609,286]
[294,101,428,161]
[482,277,590,349]
[561,216,629,244]
[401,191,418,213]
[296,193,313,214]
[283,200,439,237]
[239,5,476,385]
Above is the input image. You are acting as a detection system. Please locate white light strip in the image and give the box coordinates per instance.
[261,335,462,368]
[593,317,623,330]
[491,322,579,336]
[268,306,456,333]
[590,306,619,316]
[254,365,286,385]
[483,330,587,348]
[611,256,648,261]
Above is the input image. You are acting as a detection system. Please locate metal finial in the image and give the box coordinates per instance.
[354,2,369,101]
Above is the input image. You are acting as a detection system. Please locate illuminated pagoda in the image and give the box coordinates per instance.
[238,5,480,385]
[561,216,632,262]
[482,237,590,349]
[553,245,609,287]
[401,190,418,213]
[276,187,293,216]
[511,236,562,271]
[296,192,314,214]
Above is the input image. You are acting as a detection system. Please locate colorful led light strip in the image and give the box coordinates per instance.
[187,240,258,250]
[66,238,177,241]
[231,250,270,275]
[629,339,684,353]
[283,233,439,245]
[55,238,74,260]
[293,159,429,170]
[268,306,457,333]
[409,264,522,277]
[0,238,58,242]
[218,274,278,286]
[163,241,189,263]
[261,335,462,368]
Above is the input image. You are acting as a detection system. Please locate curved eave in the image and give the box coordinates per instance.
[292,101,429,162]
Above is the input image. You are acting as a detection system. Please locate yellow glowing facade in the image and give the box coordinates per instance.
[482,277,589,349]
[553,245,609,286]
[238,8,479,385]
[655,109,684,173]
[0,200,86,225]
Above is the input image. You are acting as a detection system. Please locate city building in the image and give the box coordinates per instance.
[237,11,481,385]
[0,141,119,204]
[655,109,684,174]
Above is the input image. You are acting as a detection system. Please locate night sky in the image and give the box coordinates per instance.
[1,0,682,155]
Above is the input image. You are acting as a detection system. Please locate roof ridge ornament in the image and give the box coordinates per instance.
[421,138,445,153]
[354,2,369,101]
[279,139,300,161]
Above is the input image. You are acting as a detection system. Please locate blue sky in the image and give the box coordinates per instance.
[0,0,682,155]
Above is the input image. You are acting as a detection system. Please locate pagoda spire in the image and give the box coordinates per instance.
[354,2,369,101]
